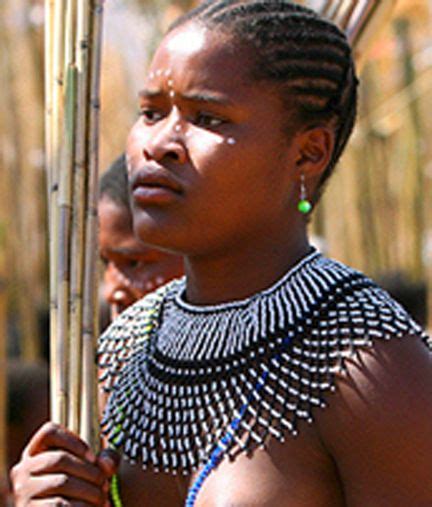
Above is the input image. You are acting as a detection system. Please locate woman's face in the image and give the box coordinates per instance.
[98,196,184,319]
[127,23,302,257]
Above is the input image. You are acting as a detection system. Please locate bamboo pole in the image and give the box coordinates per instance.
[67,0,90,436]
[48,0,67,425]
[338,1,359,30]
[320,0,336,17]
[59,0,85,432]
[80,0,104,448]
[327,0,346,21]
[347,0,398,67]
[46,0,104,448]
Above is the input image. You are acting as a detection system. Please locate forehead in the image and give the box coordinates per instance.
[99,198,132,235]
[149,23,254,91]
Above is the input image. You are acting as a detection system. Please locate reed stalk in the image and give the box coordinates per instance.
[48,0,67,425]
[46,0,104,447]
[347,0,398,66]
[327,0,346,21]
[320,0,336,17]
[80,0,104,448]
[338,1,359,30]
[67,0,90,435]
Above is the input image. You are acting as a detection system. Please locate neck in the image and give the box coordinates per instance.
[183,227,310,306]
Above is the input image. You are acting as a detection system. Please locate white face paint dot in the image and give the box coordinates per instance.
[164,69,172,76]
[125,154,133,174]
[156,69,163,76]
[156,276,165,285]
[169,90,175,98]
[148,71,155,80]
[227,137,237,145]
[174,124,182,132]
[167,79,174,87]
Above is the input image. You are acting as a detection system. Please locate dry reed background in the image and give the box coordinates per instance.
[0,0,432,499]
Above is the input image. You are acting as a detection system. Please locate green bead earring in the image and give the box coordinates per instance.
[298,173,312,214]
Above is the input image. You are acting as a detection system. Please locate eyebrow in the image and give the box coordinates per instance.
[101,247,150,257]
[138,88,234,107]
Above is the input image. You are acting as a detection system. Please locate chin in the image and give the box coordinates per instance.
[132,209,184,254]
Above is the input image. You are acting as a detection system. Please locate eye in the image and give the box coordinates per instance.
[127,259,144,270]
[195,112,225,129]
[139,108,164,125]
[99,255,109,267]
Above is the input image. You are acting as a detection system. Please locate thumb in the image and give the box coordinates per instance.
[97,448,121,478]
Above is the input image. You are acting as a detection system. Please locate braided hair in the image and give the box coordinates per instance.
[170,0,358,195]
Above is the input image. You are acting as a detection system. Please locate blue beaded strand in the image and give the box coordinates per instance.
[185,336,292,506]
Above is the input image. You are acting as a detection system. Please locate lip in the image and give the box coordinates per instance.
[130,166,183,205]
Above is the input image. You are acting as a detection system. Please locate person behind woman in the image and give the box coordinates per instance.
[5,155,183,504]
[98,154,184,322]
[11,2,432,506]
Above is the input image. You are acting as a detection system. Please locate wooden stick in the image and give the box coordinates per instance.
[68,0,90,435]
[320,0,336,17]
[46,0,104,446]
[348,0,398,66]
[338,0,359,30]
[80,0,104,448]
[45,0,55,202]
[329,0,347,22]
[49,0,67,425]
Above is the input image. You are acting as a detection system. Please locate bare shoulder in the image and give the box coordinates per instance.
[316,335,432,506]
[117,459,185,507]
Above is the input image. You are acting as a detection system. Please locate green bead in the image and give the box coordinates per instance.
[298,199,312,214]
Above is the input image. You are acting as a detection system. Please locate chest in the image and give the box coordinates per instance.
[190,430,345,507]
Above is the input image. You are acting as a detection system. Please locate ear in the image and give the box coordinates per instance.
[294,125,335,180]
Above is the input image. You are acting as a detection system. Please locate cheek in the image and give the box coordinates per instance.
[133,268,150,286]
[126,122,149,168]
[185,131,240,179]
[103,266,116,291]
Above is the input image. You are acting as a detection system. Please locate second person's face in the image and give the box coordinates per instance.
[127,22,301,258]
[99,197,184,319]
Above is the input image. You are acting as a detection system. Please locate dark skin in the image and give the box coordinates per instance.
[98,196,184,319]
[11,22,432,506]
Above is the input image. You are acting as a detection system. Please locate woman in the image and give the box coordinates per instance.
[11,2,432,506]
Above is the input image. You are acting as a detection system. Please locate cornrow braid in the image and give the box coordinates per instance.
[170,0,359,196]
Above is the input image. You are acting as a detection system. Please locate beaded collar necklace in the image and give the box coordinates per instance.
[99,249,428,505]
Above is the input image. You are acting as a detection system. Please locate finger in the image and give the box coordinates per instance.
[31,474,108,506]
[29,451,107,487]
[97,449,120,478]
[23,423,96,464]
[29,498,94,507]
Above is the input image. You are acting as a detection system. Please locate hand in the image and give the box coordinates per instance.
[10,422,119,506]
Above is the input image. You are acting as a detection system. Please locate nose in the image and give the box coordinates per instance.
[142,114,188,165]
